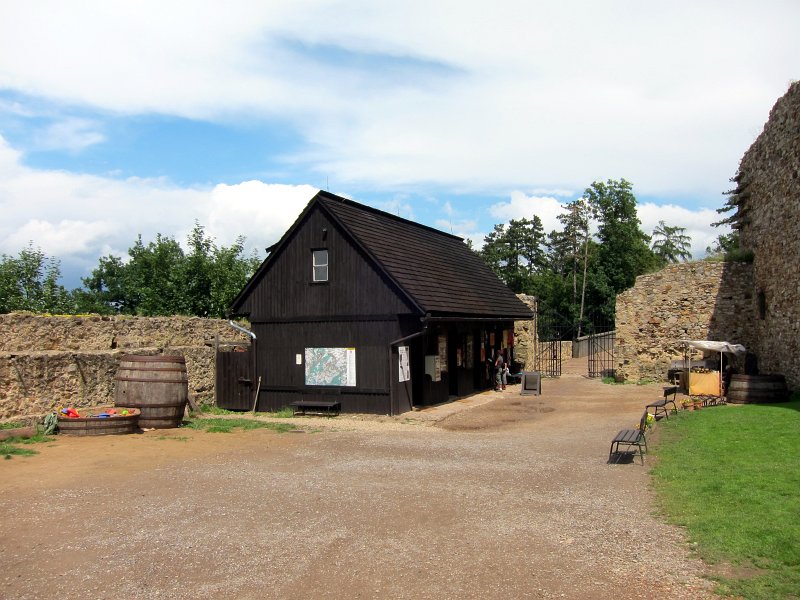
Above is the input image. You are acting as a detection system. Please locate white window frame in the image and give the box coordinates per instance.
[312,249,328,282]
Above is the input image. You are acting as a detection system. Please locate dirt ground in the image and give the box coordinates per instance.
[0,360,716,599]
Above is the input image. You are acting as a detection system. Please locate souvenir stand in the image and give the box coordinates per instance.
[680,340,746,406]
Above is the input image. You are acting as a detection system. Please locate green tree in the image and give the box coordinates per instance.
[555,197,596,335]
[651,220,692,265]
[583,179,659,323]
[78,225,261,317]
[0,244,71,314]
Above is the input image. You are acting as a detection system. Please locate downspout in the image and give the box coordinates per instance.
[228,320,258,409]
[228,320,256,340]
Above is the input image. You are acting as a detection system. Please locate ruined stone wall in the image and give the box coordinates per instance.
[513,295,537,370]
[734,81,800,389]
[0,314,250,422]
[615,262,755,382]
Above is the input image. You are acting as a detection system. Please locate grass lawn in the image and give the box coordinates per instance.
[650,399,800,599]
[185,417,295,434]
[1,431,53,459]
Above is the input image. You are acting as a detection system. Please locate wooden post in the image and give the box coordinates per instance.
[251,376,262,414]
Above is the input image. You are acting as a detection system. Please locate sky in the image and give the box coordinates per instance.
[1,1,798,289]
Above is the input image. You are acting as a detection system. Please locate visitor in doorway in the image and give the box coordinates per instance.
[494,350,505,391]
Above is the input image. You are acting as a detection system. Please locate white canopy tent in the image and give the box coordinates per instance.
[680,340,746,356]
[679,340,746,401]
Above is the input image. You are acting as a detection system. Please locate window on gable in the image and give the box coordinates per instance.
[312,249,328,282]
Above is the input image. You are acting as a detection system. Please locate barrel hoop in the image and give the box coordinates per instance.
[115,376,188,384]
[120,355,186,363]
[117,367,187,373]
[118,402,186,408]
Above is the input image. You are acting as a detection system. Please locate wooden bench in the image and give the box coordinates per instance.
[288,400,341,416]
[646,386,679,420]
[609,410,649,465]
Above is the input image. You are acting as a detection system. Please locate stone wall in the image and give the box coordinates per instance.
[615,262,755,382]
[733,81,800,389]
[0,314,250,422]
[513,295,538,370]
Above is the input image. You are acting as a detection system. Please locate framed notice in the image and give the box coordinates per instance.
[398,346,411,382]
[304,347,356,386]
[438,334,448,373]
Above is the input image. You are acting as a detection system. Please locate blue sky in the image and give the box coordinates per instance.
[1,1,798,289]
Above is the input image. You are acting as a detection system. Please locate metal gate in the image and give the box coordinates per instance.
[587,326,616,379]
[534,316,568,378]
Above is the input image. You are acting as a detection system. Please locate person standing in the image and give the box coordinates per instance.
[494,349,505,391]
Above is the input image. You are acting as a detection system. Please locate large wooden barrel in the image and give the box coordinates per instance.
[114,355,188,428]
[727,374,789,404]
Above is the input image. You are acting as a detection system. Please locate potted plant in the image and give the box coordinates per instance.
[681,397,692,411]
[692,397,704,410]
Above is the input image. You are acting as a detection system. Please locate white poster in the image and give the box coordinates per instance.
[304,347,357,386]
[398,346,410,382]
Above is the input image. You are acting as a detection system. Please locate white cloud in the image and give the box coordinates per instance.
[1,1,797,199]
[34,118,105,152]
[205,181,319,252]
[637,202,729,260]
[0,135,315,284]
[489,191,566,234]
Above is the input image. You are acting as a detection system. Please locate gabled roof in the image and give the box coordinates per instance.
[231,191,533,320]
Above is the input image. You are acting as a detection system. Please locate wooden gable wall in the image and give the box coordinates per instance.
[237,204,418,322]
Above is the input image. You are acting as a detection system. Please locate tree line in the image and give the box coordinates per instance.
[477,179,693,337]
[2,181,708,325]
[0,223,261,318]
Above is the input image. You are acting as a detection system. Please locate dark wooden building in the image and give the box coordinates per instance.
[221,191,533,415]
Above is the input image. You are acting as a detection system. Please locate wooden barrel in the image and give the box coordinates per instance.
[58,408,140,436]
[114,355,188,428]
[727,374,789,404]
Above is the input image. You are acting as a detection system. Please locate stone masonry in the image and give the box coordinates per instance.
[615,262,755,383]
[0,314,250,423]
[733,81,800,389]
[615,82,799,390]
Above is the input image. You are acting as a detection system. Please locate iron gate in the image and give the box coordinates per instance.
[534,315,569,378]
[587,325,616,379]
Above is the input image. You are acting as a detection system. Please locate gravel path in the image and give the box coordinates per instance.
[0,366,715,599]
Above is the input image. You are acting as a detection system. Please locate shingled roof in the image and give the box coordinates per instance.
[232,191,533,320]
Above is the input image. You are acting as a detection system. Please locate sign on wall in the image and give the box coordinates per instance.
[304,348,356,386]
[398,346,410,382]
[438,334,448,372]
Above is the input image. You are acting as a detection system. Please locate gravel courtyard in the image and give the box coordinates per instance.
[1,363,715,599]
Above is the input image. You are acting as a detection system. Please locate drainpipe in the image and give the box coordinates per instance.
[227,320,258,409]
[228,320,256,340]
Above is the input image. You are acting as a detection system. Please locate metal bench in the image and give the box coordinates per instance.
[609,410,649,465]
[288,400,341,416]
[645,386,679,420]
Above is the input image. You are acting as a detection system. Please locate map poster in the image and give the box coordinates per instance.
[304,347,356,386]
[398,346,410,382]
[438,334,448,372]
